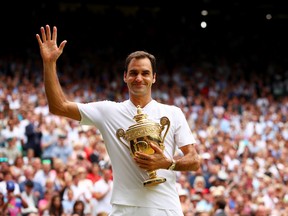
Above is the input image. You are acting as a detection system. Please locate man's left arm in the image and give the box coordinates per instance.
[170,144,201,171]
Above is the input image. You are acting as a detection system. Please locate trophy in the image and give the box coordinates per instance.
[116,105,170,187]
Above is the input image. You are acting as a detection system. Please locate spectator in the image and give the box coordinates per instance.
[62,188,75,215]
[72,200,87,216]
[91,167,113,216]
[62,171,92,215]
[0,136,22,165]
[0,171,21,197]
[40,123,57,159]
[33,158,56,188]
[24,112,42,157]
[38,190,53,216]
[3,180,28,215]
[191,175,209,195]
[1,118,23,149]
[212,196,227,216]
[10,155,25,181]
[42,193,65,216]
[20,180,39,215]
[19,165,44,198]
[51,132,73,164]
[178,188,193,214]
[54,165,67,194]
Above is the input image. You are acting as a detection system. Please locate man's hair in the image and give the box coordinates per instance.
[124,51,157,74]
[215,196,227,209]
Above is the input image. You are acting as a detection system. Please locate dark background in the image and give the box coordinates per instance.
[1,0,288,67]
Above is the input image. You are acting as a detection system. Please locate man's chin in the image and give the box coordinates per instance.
[131,90,146,96]
[131,87,145,93]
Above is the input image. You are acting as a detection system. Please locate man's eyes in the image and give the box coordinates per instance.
[129,72,150,76]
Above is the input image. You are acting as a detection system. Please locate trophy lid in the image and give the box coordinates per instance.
[133,105,149,123]
[124,105,162,141]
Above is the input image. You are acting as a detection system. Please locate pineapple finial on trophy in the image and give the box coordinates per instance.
[133,105,147,123]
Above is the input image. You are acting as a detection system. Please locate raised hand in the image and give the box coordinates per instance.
[36,25,67,62]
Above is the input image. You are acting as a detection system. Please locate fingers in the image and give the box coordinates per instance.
[59,40,67,51]
[40,26,47,42]
[36,24,68,52]
[36,25,56,43]
[35,34,42,46]
[149,142,162,153]
[134,143,162,158]
[35,26,45,45]
[134,152,150,165]
[134,155,148,163]
[46,25,51,41]
[52,26,57,42]
[134,156,151,170]
[134,152,145,159]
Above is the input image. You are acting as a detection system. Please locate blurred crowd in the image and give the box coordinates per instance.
[0,51,288,216]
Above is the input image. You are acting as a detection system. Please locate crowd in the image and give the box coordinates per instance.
[0,49,288,216]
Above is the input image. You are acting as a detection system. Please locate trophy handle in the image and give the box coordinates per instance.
[160,116,170,147]
[116,128,130,150]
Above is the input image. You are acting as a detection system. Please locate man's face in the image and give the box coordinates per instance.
[124,58,156,97]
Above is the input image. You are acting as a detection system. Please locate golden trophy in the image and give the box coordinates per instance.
[116,105,170,187]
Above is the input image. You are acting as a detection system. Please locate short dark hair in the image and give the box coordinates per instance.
[25,179,34,188]
[124,51,157,74]
[215,196,226,210]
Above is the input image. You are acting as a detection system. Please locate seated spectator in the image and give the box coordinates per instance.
[42,193,65,216]
[51,132,73,164]
[0,136,22,165]
[178,188,193,214]
[62,188,75,215]
[34,158,56,188]
[0,171,21,197]
[19,165,44,200]
[3,181,28,215]
[212,196,227,216]
[191,175,209,195]
[72,200,86,216]
[38,190,53,216]
[20,180,38,216]
[10,155,25,181]
[86,163,101,184]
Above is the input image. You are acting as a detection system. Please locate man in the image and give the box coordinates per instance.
[213,196,227,216]
[24,112,42,158]
[19,165,44,200]
[36,25,201,216]
[20,180,39,216]
[92,166,114,215]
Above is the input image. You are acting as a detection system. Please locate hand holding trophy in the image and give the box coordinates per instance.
[116,105,170,187]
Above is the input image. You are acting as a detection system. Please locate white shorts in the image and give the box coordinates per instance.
[109,204,184,216]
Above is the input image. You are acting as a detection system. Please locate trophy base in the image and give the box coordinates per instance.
[143,177,166,187]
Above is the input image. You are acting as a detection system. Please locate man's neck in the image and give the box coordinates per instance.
[130,97,152,108]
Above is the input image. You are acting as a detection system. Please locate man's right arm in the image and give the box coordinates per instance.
[43,61,81,121]
[36,25,81,121]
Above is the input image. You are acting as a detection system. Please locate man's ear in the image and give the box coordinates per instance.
[152,73,156,83]
[123,72,127,83]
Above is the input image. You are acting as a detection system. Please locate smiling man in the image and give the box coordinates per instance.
[36,24,201,216]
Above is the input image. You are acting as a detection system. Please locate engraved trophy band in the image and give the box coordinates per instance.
[116,105,170,187]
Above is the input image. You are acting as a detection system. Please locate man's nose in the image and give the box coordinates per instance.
[135,74,143,82]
